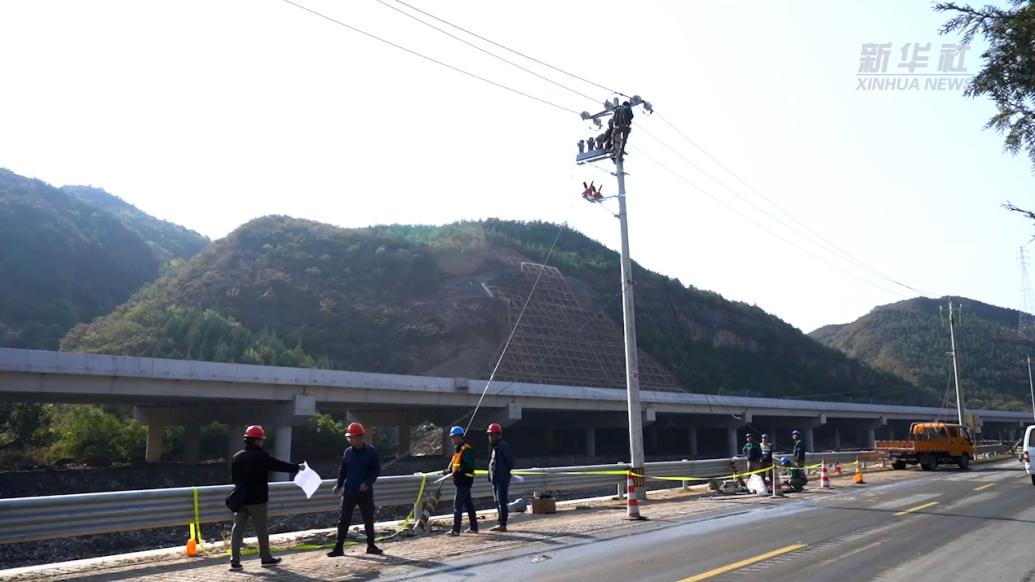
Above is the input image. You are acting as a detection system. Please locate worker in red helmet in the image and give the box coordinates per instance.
[486,423,514,532]
[327,422,382,558]
[229,425,304,571]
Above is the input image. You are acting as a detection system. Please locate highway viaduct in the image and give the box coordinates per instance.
[0,348,1029,467]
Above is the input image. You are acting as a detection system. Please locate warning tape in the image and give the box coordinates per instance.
[227,473,430,557]
[630,460,859,483]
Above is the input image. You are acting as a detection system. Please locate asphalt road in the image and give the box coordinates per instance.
[391,459,1035,581]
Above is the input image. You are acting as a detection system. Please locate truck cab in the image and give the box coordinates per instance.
[876,422,975,471]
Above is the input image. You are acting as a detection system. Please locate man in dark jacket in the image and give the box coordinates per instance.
[792,429,807,468]
[327,422,382,557]
[445,426,477,535]
[229,425,303,570]
[486,423,513,532]
[743,433,763,474]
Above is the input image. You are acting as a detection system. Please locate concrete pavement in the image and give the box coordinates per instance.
[398,459,1032,581]
[5,460,1028,581]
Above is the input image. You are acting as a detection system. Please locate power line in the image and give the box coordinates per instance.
[389,0,626,98]
[279,0,580,115]
[650,114,934,297]
[374,0,602,104]
[629,144,908,298]
[463,221,566,433]
[637,123,930,297]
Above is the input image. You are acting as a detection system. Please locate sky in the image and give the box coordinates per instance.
[1,0,1033,333]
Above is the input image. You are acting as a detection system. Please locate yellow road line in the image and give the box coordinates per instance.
[677,543,807,581]
[972,483,995,492]
[894,501,939,516]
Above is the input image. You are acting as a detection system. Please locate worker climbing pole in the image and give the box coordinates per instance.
[575,95,653,499]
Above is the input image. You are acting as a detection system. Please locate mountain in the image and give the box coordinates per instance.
[810,297,1035,410]
[62,216,932,404]
[61,186,209,261]
[0,169,207,349]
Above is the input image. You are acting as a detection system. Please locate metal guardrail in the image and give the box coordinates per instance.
[0,451,873,544]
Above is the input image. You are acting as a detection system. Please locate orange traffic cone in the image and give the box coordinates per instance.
[626,472,646,520]
[819,460,832,489]
[853,456,866,484]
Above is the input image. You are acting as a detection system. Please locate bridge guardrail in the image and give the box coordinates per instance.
[0,451,873,544]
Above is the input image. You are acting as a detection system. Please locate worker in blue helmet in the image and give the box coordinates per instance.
[444,426,478,535]
[779,455,808,492]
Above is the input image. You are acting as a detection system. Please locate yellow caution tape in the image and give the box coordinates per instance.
[630,460,859,483]
[191,487,207,555]
[472,469,630,477]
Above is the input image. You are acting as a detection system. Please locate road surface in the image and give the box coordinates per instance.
[392,459,1033,581]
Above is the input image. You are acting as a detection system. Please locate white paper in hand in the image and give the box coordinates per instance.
[293,462,321,499]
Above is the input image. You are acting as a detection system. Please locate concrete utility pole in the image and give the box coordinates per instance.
[576,95,653,494]
[943,300,965,427]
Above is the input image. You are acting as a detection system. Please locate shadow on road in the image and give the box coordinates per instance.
[62,557,326,582]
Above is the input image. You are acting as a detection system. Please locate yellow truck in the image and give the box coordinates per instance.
[875,422,975,471]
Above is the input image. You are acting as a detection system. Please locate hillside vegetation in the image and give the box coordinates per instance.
[0,170,209,349]
[811,297,1035,410]
[64,216,931,405]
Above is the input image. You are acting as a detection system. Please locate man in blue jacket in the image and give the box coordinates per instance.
[327,422,382,557]
[486,423,513,532]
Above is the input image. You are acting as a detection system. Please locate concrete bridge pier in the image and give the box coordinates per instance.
[273,425,294,481]
[183,424,201,465]
[726,427,739,457]
[688,427,698,457]
[398,426,412,456]
[135,396,315,479]
[227,424,244,467]
[585,427,596,457]
[145,423,164,464]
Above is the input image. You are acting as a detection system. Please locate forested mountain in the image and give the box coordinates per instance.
[61,185,209,261]
[811,297,1035,410]
[0,170,208,350]
[63,216,932,404]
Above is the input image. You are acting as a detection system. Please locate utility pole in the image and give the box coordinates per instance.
[943,300,965,427]
[1016,248,1035,423]
[576,95,653,496]
[1026,355,1035,425]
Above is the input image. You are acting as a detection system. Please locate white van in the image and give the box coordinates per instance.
[1023,425,1035,486]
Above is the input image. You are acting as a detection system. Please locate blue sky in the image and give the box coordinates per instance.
[1,0,1031,332]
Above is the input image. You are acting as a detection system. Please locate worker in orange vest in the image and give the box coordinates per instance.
[444,426,478,535]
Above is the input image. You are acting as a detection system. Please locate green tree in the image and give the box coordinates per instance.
[937,1,1035,170]
[0,403,54,454]
[47,406,146,462]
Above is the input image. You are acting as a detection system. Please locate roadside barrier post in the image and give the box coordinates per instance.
[626,472,646,520]
[771,460,784,498]
[819,460,831,489]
